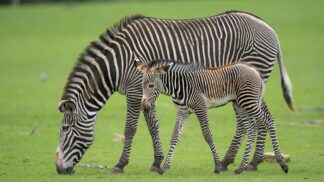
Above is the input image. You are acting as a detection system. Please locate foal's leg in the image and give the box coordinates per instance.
[162,108,190,173]
[195,108,222,174]
[233,105,258,174]
[244,100,288,173]
[247,101,268,171]
[221,102,250,170]
[258,100,288,173]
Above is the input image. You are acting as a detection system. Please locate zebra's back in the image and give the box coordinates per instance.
[121,11,279,79]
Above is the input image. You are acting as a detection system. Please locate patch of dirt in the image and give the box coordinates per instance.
[302,119,324,125]
[262,152,290,163]
[77,163,108,170]
[112,133,125,143]
[300,106,324,113]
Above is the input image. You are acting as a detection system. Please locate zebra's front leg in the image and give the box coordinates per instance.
[195,108,222,174]
[143,104,164,175]
[162,108,190,174]
[112,94,141,174]
[221,102,248,171]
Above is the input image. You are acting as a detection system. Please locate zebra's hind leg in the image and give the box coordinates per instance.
[256,100,288,173]
[221,102,249,171]
[195,108,222,174]
[162,108,190,174]
[234,108,258,174]
[143,104,165,175]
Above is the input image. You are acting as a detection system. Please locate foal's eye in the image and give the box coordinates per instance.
[148,83,154,88]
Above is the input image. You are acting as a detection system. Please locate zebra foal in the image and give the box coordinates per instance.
[136,59,289,174]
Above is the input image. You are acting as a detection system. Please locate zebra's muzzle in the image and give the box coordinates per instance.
[55,147,75,174]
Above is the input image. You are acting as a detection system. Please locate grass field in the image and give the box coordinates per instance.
[0,0,324,181]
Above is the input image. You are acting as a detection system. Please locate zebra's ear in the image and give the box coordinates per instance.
[58,100,76,114]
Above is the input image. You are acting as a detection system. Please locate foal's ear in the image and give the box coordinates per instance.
[153,62,173,74]
[134,56,148,72]
[58,100,76,114]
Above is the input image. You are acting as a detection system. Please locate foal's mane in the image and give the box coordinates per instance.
[148,59,263,79]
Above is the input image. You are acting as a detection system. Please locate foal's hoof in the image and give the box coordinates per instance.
[281,164,288,173]
[219,165,228,171]
[149,165,165,175]
[111,166,124,174]
[234,168,244,174]
[245,163,258,171]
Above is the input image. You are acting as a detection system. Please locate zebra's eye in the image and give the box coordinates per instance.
[62,125,69,132]
[148,83,154,88]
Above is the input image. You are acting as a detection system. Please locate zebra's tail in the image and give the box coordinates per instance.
[277,48,295,112]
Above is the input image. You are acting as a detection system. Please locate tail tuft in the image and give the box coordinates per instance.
[277,48,295,112]
[281,78,295,112]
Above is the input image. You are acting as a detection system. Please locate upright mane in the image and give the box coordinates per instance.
[99,15,145,45]
[148,59,205,73]
[218,10,264,21]
[148,59,264,79]
[61,15,146,101]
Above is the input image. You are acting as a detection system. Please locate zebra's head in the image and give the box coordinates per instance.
[135,59,173,111]
[55,100,95,174]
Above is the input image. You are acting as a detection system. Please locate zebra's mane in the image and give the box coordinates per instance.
[99,15,145,45]
[61,15,145,101]
[219,10,264,21]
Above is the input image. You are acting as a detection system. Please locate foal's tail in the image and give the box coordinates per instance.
[277,48,295,112]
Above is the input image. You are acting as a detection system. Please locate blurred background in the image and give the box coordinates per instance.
[0,0,323,181]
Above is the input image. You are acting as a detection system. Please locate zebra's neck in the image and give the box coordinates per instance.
[61,41,132,117]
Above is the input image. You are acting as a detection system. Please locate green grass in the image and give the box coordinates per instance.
[0,0,324,181]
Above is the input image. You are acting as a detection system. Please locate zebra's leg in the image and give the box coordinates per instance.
[259,101,288,173]
[221,102,249,171]
[234,108,258,174]
[243,100,288,173]
[247,101,268,171]
[246,120,267,171]
[162,108,190,173]
[195,108,222,174]
[143,104,164,175]
[111,93,141,174]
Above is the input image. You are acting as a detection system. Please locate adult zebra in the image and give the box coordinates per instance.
[55,11,293,174]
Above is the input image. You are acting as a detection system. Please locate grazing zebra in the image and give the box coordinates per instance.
[136,59,290,174]
[55,11,294,174]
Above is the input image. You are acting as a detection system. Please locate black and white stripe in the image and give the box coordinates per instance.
[137,60,289,174]
[55,11,293,174]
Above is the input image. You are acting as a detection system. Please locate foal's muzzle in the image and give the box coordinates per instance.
[141,98,152,112]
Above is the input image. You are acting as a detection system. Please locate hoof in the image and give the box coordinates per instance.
[219,165,228,171]
[281,164,288,173]
[214,168,220,174]
[150,165,165,175]
[111,166,124,174]
[245,163,258,171]
[234,168,244,174]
